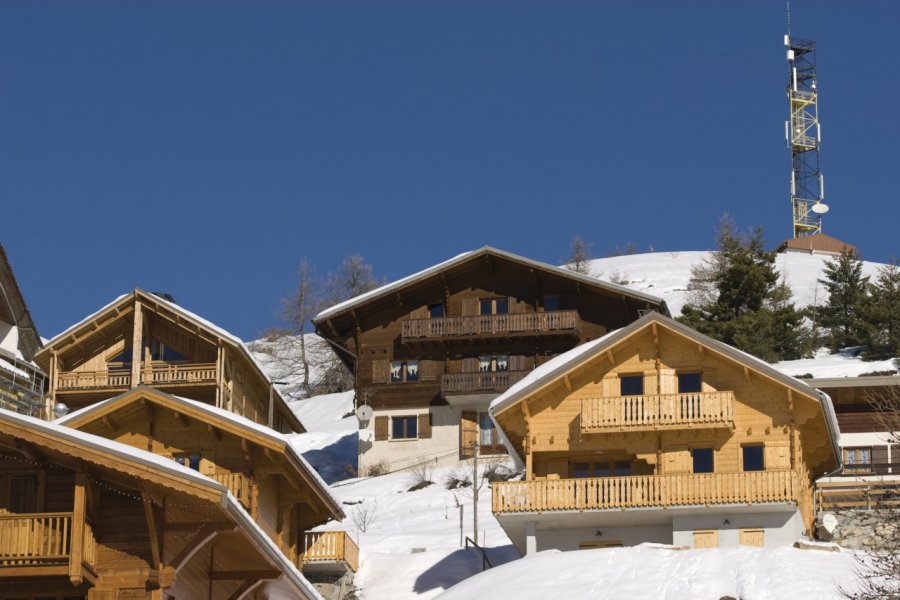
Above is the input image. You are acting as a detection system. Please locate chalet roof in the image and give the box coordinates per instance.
[776,233,857,256]
[0,242,42,360]
[37,289,304,433]
[57,386,343,520]
[314,246,670,322]
[0,407,324,600]
[489,311,842,463]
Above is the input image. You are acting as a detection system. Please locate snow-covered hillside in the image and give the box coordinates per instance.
[586,251,885,317]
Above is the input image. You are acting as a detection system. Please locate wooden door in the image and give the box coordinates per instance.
[693,529,718,548]
[460,411,477,459]
[739,528,764,547]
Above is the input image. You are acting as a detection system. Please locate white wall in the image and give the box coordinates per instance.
[671,509,804,548]
[536,524,673,552]
[359,405,462,474]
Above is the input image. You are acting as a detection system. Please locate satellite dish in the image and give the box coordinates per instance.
[811,203,830,214]
[820,512,838,534]
[356,404,373,422]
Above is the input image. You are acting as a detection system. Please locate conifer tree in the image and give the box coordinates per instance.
[862,260,900,360]
[816,249,870,351]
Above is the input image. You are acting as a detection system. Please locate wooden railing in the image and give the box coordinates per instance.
[82,519,97,568]
[492,470,800,514]
[141,362,217,385]
[815,478,900,511]
[211,473,253,512]
[402,310,579,340]
[58,369,131,390]
[442,370,529,394]
[300,531,359,572]
[581,391,735,432]
[0,512,72,567]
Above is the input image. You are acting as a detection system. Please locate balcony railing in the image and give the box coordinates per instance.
[402,310,579,341]
[57,363,217,391]
[492,470,799,514]
[441,370,530,394]
[0,512,72,567]
[211,472,253,512]
[581,391,735,433]
[300,531,359,573]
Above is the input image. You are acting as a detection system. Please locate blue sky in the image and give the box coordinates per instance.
[3,2,897,341]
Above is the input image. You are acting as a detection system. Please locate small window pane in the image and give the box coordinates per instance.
[188,454,201,471]
[678,373,702,393]
[594,462,611,477]
[614,461,631,476]
[390,361,403,382]
[406,415,418,438]
[544,295,560,311]
[620,375,644,396]
[480,299,493,315]
[479,413,495,446]
[572,462,591,478]
[392,417,405,439]
[693,448,714,473]
[429,303,445,318]
[479,355,492,372]
[406,360,419,382]
[496,355,509,371]
[743,445,764,472]
[495,298,508,314]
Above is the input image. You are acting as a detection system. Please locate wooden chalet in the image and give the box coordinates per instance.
[34,289,303,434]
[776,233,856,256]
[312,246,668,473]
[53,386,355,580]
[489,312,841,554]
[0,408,323,600]
[0,243,46,416]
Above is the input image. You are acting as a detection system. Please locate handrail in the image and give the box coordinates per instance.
[581,391,735,431]
[300,531,359,572]
[492,471,800,514]
[441,370,529,394]
[141,362,217,385]
[57,369,131,390]
[402,310,579,340]
[0,512,72,566]
[210,473,253,512]
[464,536,493,571]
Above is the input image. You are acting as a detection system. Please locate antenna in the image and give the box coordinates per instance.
[785,22,828,238]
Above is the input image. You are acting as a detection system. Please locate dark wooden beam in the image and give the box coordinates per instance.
[14,438,45,465]
[210,570,280,581]
[207,423,223,441]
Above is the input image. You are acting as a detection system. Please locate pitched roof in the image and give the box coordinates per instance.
[57,386,343,520]
[0,243,41,360]
[37,289,304,433]
[776,233,856,256]
[489,311,842,462]
[314,246,669,322]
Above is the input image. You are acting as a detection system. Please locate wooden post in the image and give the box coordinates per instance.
[131,301,143,388]
[48,350,58,420]
[68,471,87,585]
[215,344,224,408]
[267,384,274,429]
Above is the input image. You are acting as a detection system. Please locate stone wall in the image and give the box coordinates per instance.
[819,509,900,550]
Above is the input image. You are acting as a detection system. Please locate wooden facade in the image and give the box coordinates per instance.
[0,409,322,599]
[490,312,840,553]
[313,247,667,470]
[34,290,302,434]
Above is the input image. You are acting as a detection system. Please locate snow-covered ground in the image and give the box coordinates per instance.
[774,347,897,379]
[286,390,358,484]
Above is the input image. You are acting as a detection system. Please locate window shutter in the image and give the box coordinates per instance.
[374,416,389,441]
[659,369,677,394]
[510,355,527,371]
[418,413,432,439]
[507,296,519,313]
[410,306,428,319]
[461,298,479,316]
[602,376,617,398]
[419,360,437,382]
[460,411,478,459]
[372,359,390,384]
[664,446,690,474]
[461,357,479,373]
[200,453,216,476]
[873,445,889,474]
[764,440,790,470]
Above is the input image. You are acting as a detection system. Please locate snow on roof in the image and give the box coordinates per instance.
[46,293,130,344]
[315,246,667,322]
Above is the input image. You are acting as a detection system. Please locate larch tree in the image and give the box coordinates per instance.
[565,235,594,275]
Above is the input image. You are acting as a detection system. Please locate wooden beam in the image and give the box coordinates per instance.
[15,438,45,465]
[207,424,223,441]
[563,375,573,393]
[142,491,162,579]
[130,300,143,388]
[166,524,233,581]
[68,471,87,586]
[174,411,190,428]
[395,291,405,309]
[101,414,117,431]
[227,579,265,600]
[162,521,234,533]
[210,570,280,581]
[267,384,274,429]
[606,350,615,364]
[743,366,750,382]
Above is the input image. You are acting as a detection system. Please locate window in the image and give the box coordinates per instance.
[543,295,560,311]
[392,415,418,439]
[479,354,509,372]
[429,303,445,318]
[479,413,499,446]
[692,448,714,473]
[843,447,872,473]
[390,360,419,383]
[570,460,631,478]
[150,339,188,362]
[742,445,765,472]
[620,375,644,396]
[480,298,508,315]
[173,453,202,471]
[678,373,702,394]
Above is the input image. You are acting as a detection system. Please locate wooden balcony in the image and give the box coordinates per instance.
[492,470,800,514]
[581,391,735,433]
[442,370,529,395]
[57,362,217,392]
[299,531,359,573]
[402,310,579,342]
[0,512,97,582]
[211,472,254,512]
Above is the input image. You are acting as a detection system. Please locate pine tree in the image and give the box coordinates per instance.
[817,249,870,351]
[862,260,900,360]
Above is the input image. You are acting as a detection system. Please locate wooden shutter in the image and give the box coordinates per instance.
[410,306,428,319]
[601,376,617,398]
[460,411,478,459]
[873,445,889,474]
[372,359,390,384]
[507,296,519,313]
[461,357,479,373]
[200,452,216,476]
[739,528,764,547]
[418,413,432,439]
[374,416,389,441]
[663,446,690,474]
[693,530,718,549]
[510,355,527,371]
[461,298,479,316]
[764,440,790,470]
[658,369,677,394]
[419,360,437,382]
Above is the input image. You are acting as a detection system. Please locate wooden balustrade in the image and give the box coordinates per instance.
[581,391,735,432]
[0,513,72,567]
[492,470,800,514]
[815,479,900,511]
[300,531,359,572]
[211,473,253,512]
[402,310,579,340]
[82,519,97,568]
[441,370,529,394]
[57,369,131,390]
[140,362,217,385]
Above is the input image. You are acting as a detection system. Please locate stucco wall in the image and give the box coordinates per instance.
[671,509,804,547]
[536,524,673,551]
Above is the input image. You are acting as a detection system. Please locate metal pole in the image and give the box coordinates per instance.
[459,505,464,547]
[472,440,479,544]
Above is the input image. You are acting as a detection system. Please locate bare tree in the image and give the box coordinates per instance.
[325,254,383,306]
[278,259,319,397]
[565,235,594,275]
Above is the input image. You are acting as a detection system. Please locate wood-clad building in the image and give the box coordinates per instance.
[34,290,302,434]
[776,233,856,256]
[313,247,668,473]
[0,408,324,600]
[489,312,841,554]
[0,243,46,416]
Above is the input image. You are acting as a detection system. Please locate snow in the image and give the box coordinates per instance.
[435,544,861,600]
[774,347,898,379]
[286,391,359,484]
[247,333,339,402]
